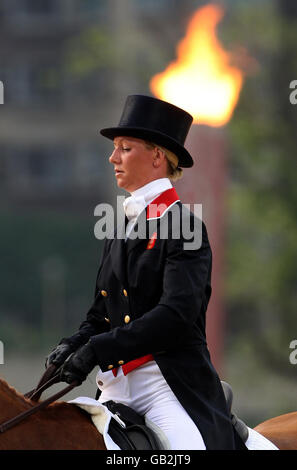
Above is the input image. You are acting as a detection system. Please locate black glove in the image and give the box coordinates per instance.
[59,341,98,385]
[45,342,74,369]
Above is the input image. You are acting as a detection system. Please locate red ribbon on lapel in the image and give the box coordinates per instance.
[146,232,157,249]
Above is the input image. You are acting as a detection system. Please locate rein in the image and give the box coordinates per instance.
[0,365,78,434]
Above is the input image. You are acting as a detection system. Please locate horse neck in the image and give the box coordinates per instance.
[0,378,31,416]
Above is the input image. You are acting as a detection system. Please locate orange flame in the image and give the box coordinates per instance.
[150,4,244,127]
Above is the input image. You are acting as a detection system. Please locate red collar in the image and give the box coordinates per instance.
[146,187,180,220]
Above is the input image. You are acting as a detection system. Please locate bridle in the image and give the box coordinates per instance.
[0,364,78,434]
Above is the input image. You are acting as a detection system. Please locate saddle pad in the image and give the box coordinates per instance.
[68,396,123,450]
[70,397,277,450]
[68,396,170,450]
[245,427,279,450]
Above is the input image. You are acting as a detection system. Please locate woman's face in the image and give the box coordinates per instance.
[109,136,158,192]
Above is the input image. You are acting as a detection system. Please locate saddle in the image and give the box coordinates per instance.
[221,381,249,443]
[100,381,249,450]
[103,400,164,450]
[1,368,248,449]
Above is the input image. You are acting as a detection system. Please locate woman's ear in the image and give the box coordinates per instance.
[152,147,166,168]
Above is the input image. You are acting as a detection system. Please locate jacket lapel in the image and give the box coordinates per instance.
[110,188,181,276]
[125,211,150,255]
[110,220,128,286]
[126,187,180,256]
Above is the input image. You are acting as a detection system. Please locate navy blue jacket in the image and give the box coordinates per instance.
[68,189,246,450]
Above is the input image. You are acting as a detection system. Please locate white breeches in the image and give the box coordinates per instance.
[96,361,206,450]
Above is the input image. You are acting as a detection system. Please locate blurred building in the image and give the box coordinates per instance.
[0,0,122,347]
[0,0,115,211]
[0,0,196,344]
[0,0,197,209]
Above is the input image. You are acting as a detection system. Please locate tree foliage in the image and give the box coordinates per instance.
[224,0,297,379]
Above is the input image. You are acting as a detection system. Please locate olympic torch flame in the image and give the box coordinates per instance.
[150,4,244,127]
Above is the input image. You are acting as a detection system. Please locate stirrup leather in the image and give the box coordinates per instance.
[221,381,249,443]
[103,400,163,450]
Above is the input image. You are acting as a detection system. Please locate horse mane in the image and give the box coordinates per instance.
[0,377,32,406]
[0,377,70,409]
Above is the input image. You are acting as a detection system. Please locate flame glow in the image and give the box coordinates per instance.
[150,4,244,127]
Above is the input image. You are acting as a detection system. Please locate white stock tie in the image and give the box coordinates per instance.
[123,195,146,239]
[123,195,146,222]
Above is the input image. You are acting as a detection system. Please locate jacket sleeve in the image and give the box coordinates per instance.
[89,220,212,371]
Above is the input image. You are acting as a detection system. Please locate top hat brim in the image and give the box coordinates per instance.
[100,126,194,168]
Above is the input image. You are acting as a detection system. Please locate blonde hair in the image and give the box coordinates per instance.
[144,141,183,182]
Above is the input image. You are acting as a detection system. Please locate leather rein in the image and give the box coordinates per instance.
[0,364,78,434]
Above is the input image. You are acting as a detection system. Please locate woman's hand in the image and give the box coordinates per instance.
[45,343,74,369]
[59,341,98,385]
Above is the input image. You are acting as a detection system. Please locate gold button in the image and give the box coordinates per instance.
[107,364,114,370]
[118,360,124,365]
[101,290,108,297]
[104,317,110,323]
[123,289,128,297]
[124,315,130,324]
[97,380,103,386]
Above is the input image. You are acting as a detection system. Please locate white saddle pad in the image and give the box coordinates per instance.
[68,396,123,450]
[68,396,170,450]
[69,397,278,450]
[245,427,279,450]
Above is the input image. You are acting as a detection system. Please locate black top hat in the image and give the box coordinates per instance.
[100,95,194,168]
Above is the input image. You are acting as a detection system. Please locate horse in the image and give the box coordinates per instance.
[254,412,297,451]
[0,377,296,450]
[0,378,106,450]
